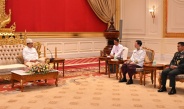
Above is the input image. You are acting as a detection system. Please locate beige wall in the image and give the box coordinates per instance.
[120,0,184,64]
[32,37,106,59]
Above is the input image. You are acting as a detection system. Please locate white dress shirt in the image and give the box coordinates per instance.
[23,46,38,62]
[110,44,124,59]
[130,47,146,67]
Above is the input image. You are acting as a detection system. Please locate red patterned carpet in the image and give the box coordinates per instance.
[58,57,105,78]
[65,57,100,66]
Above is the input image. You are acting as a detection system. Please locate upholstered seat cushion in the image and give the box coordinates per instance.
[175,74,184,79]
[0,64,27,74]
[158,72,184,78]
[136,68,143,72]
[136,67,153,73]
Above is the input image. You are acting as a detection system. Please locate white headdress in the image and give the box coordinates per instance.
[26,38,33,43]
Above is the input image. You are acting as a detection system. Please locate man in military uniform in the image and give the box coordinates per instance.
[158,42,184,95]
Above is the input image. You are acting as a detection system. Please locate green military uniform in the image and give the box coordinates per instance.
[161,51,184,87]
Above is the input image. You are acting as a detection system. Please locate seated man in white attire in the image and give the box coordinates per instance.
[110,38,124,59]
[23,38,42,67]
[109,38,124,73]
[119,40,146,84]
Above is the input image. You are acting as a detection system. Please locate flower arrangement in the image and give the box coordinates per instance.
[27,63,53,74]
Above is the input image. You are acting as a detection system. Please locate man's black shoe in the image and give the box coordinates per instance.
[168,88,176,95]
[126,80,133,85]
[158,87,167,92]
[119,78,127,82]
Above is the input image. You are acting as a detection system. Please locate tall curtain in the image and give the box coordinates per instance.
[87,0,115,25]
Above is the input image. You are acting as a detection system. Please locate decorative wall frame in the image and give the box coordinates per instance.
[163,0,184,38]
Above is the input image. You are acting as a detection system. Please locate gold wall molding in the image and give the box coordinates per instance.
[23,32,104,38]
[163,0,184,38]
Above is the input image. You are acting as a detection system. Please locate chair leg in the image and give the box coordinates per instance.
[151,71,153,84]
[108,64,110,78]
[139,72,142,85]
[119,68,122,80]
[134,74,136,79]
[144,71,146,86]
[116,65,118,79]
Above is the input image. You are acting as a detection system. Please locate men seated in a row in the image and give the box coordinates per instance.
[112,39,184,95]
[158,42,184,95]
[119,40,146,84]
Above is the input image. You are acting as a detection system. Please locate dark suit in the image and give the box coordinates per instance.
[161,51,184,87]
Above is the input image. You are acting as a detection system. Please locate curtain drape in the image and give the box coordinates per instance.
[87,0,115,25]
[5,0,106,32]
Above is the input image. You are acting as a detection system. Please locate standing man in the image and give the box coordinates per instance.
[109,38,124,73]
[158,42,184,95]
[23,38,39,67]
[119,40,146,84]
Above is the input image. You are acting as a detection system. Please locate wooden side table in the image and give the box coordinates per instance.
[143,63,164,88]
[107,59,124,80]
[98,56,112,74]
[50,58,65,77]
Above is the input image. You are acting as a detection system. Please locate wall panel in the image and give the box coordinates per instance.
[122,0,146,34]
[79,42,93,52]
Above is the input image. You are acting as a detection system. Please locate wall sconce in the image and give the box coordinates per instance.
[149,6,155,23]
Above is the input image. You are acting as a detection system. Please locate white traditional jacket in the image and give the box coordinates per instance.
[130,47,146,67]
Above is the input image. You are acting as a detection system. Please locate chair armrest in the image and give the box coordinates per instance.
[144,62,152,64]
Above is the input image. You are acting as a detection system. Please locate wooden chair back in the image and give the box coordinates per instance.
[143,47,155,64]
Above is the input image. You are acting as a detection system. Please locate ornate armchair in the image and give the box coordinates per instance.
[135,47,155,85]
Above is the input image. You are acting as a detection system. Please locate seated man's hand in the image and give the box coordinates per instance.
[129,61,136,65]
[170,65,177,69]
[134,60,138,64]
[125,60,132,64]
[30,60,37,62]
